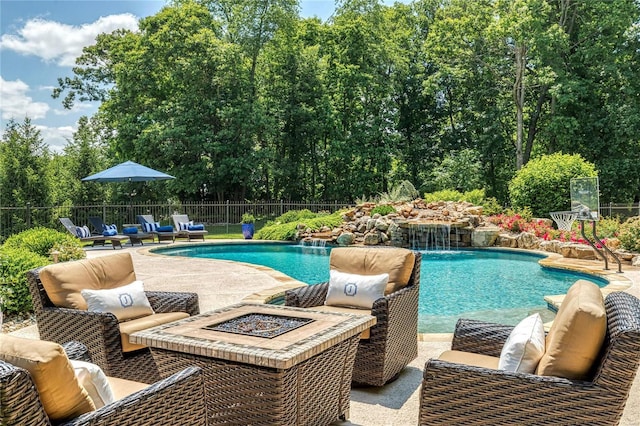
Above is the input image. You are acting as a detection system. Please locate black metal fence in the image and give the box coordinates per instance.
[1,201,638,241]
[0,200,354,240]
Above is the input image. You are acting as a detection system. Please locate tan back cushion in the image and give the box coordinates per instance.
[0,335,95,421]
[39,252,136,310]
[535,280,606,380]
[330,247,415,294]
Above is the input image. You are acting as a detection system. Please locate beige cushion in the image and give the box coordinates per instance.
[325,270,389,309]
[438,350,500,370]
[329,247,415,294]
[119,312,190,352]
[498,313,546,373]
[39,252,136,310]
[307,305,372,339]
[107,376,150,400]
[81,280,154,321]
[0,335,95,421]
[535,280,606,380]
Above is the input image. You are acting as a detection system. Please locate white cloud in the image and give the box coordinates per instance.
[52,102,95,116]
[0,76,50,120]
[0,14,139,67]
[35,124,75,153]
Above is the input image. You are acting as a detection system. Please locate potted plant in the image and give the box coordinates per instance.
[241,213,255,239]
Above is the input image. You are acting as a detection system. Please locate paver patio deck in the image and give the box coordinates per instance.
[10,241,640,425]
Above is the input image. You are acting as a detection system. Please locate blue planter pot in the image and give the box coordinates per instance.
[241,223,255,239]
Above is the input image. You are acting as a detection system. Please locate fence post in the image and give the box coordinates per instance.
[226,200,229,234]
[26,202,31,228]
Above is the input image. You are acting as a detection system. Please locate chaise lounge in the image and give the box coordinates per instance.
[171,214,208,241]
[60,217,129,249]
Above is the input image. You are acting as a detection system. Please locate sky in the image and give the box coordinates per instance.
[0,0,407,152]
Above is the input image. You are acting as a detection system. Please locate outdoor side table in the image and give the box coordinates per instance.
[131,303,375,426]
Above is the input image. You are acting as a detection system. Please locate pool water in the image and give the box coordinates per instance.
[156,243,607,333]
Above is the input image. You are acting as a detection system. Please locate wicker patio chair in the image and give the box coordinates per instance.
[419,291,640,425]
[27,254,200,384]
[285,247,421,386]
[0,340,207,426]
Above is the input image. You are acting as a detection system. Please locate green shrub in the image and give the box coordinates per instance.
[618,216,640,252]
[371,204,396,216]
[268,209,317,226]
[0,247,49,314]
[3,227,85,262]
[595,216,621,239]
[240,213,255,224]
[508,153,597,217]
[461,189,485,206]
[482,197,503,216]
[423,189,464,203]
[256,212,344,241]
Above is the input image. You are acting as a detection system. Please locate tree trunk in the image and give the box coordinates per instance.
[513,43,527,170]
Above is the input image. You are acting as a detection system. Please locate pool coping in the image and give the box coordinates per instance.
[143,242,635,340]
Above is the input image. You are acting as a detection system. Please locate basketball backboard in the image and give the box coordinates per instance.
[570,177,599,221]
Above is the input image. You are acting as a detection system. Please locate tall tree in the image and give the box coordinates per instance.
[0,118,51,208]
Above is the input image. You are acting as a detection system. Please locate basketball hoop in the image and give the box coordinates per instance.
[550,211,578,231]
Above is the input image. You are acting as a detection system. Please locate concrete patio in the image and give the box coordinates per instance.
[11,242,640,425]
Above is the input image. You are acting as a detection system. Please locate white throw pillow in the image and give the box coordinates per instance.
[325,270,389,309]
[81,280,154,321]
[70,359,115,408]
[498,313,546,373]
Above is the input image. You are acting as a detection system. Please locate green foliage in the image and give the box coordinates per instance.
[482,197,504,216]
[3,227,86,262]
[256,211,343,241]
[241,213,255,224]
[371,205,397,216]
[378,181,419,203]
[268,209,317,225]
[618,216,640,252]
[432,149,484,192]
[423,189,464,203]
[595,217,621,239]
[508,153,597,217]
[0,247,49,314]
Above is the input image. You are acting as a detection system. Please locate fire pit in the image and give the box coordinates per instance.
[204,313,314,338]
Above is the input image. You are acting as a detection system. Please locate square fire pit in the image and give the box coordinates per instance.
[203,313,314,338]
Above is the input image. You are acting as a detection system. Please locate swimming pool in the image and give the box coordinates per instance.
[155,243,607,333]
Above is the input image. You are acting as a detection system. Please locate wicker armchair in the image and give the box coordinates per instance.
[0,341,207,426]
[419,291,640,425]
[27,258,200,384]
[285,248,421,386]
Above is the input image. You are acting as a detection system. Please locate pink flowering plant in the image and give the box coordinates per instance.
[487,212,619,249]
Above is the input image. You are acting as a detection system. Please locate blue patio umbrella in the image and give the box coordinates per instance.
[82,161,175,223]
[81,160,175,182]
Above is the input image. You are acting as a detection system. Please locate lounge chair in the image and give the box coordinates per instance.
[418,283,640,425]
[26,252,200,383]
[0,339,207,425]
[59,217,129,249]
[285,247,421,386]
[89,216,155,246]
[171,214,208,241]
[137,215,177,243]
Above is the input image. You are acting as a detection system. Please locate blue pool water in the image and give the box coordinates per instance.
[155,243,607,333]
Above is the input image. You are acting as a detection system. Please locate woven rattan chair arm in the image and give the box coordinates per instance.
[450,318,514,357]
[420,360,604,425]
[62,341,91,363]
[61,367,207,426]
[145,291,200,315]
[285,282,329,308]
